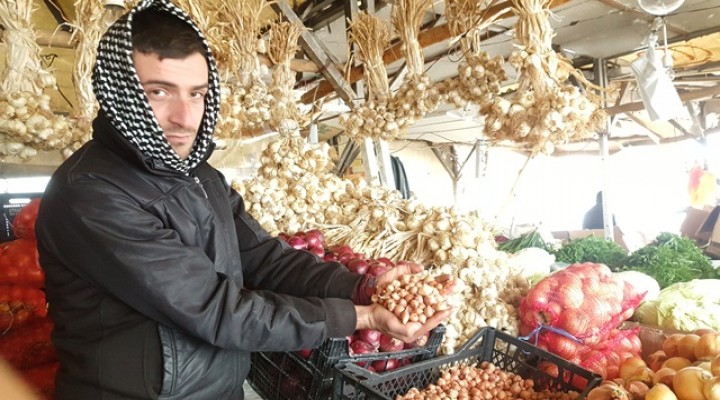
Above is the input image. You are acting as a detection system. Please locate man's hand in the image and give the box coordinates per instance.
[354,303,450,343]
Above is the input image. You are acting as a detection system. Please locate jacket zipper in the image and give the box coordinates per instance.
[193,176,208,198]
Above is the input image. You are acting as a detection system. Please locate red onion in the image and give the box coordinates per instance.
[376,257,394,267]
[354,329,381,349]
[349,339,376,356]
[323,253,337,262]
[378,334,404,352]
[288,236,306,250]
[367,261,390,277]
[305,229,325,245]
[297,349,313,359]
[309,246,325,257]
[371,358,401,372]
[346,258,370,275]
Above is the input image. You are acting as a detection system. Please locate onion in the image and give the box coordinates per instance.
[663,334,685,358]
[712,354,720,376]
[354,329,382,349]
[645,383,677,400]
[625,380,649,400]
[694,333,720,360]
[619,356,647,380]
[288,236,306,249]
[678,334,701,361]
[304,234,322,250]
[297,349,313,359]
[349,339,376,356]
[378,334,404,352]
[370,358,401,372]
[672,367,711,400]
[649,350,668,372]
[346,258,370,275]
[305,229,325,245]
[704,376,720,400]
[653,368,676,389]
[309,246,325,257]
[662,357,692,371]
[367,260,391,277]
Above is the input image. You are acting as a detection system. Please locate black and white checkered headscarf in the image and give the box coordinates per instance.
[92,0,220,175]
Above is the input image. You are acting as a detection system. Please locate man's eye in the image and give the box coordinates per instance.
[148,88,168,98]
[191,91,207,99]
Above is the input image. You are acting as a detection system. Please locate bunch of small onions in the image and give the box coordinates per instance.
[215,72,272,138]
[371,272,458,324]
[398,362,580,400]
[443,52,507,111]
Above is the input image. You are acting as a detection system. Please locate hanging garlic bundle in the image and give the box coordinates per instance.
[213,0,273,138]
[481,0,607,154]
[54,0,131,158]
[388,0,442,129]
[0,0,73,159]
[339,13,402,141]
[440,0,507,112]
[267,21,308,134]
[232,132,354,235]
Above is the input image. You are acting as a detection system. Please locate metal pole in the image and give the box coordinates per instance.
[594,59,614,241]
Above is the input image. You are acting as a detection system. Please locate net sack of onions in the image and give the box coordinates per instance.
[519,262,646,380]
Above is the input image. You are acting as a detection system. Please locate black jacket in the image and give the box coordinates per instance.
[35,115,362,399]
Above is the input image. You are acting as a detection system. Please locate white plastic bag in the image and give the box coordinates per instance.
[630,37,686,121]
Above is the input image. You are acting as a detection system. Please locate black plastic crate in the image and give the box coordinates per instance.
[247,325,445,400]
[332,327,602,400]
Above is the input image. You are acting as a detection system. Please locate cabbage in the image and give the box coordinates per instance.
[634,279,720,331]
[614,271,660,301]
[508,247,554,281]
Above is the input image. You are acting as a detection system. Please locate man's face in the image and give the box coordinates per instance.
[132,51,208,160]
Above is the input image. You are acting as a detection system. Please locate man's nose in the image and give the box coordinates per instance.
[167,97,194,127]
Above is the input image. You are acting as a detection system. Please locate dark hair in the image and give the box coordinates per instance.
[131,9,205,59]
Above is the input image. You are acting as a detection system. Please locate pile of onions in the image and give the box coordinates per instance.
[372,272,458,324]
[398,362,580,400]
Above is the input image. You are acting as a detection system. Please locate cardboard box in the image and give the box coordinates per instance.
[690,205,720,258]
[679,206,715,241]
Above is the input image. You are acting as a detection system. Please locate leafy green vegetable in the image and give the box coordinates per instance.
[618,232,719,289]
[497,230,554,254]
[553,236,627,269]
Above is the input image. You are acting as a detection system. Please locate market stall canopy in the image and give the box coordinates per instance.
[2,0,720,160]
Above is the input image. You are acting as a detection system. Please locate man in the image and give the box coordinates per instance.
[35,1,449,399]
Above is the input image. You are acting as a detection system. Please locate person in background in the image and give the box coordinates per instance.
[583,191,617,229]
[34,1,453,399]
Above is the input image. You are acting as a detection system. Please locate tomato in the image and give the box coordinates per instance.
[11,198,41,240]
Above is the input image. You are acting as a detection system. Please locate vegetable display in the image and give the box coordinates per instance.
[498,230,556,254]
[587,327,720,400]
[618,233,717,289]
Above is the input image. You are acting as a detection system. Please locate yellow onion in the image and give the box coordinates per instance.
[672,367,712,400]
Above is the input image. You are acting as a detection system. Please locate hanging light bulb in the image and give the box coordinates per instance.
[637,0,685,16]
